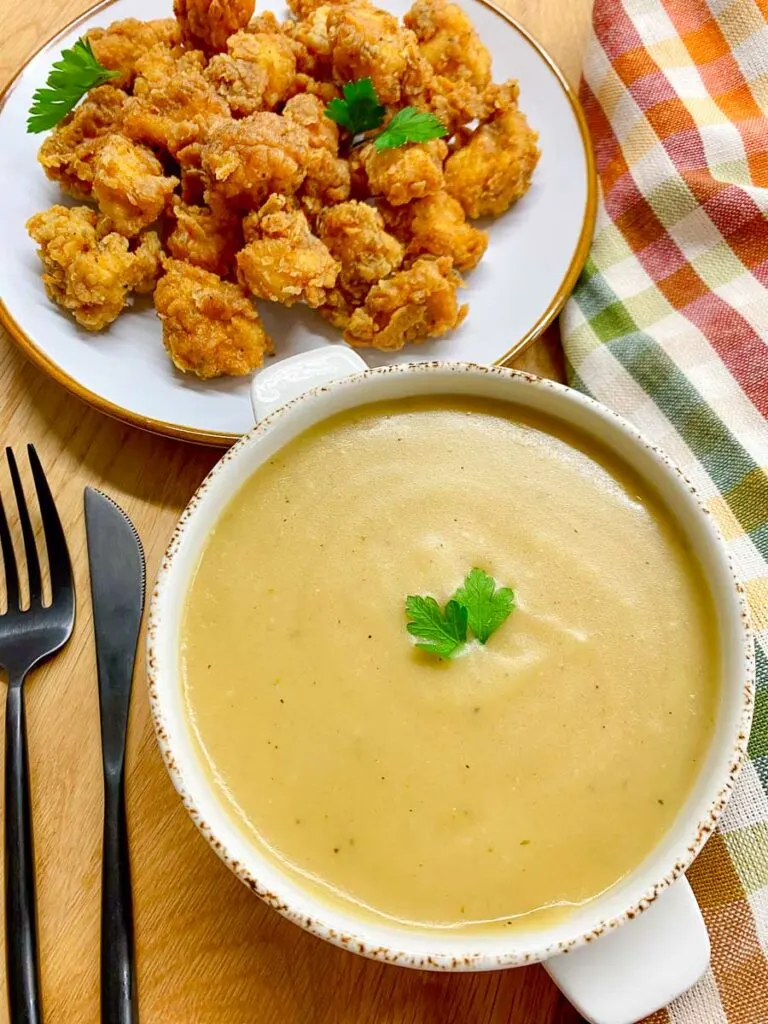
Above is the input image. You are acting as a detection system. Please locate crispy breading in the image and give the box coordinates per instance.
[166,197,242,276]
[173,0,255,53]
[344,255,466,349]
[327,4,430,105]
[444,86,539,218]
[123,46,231,157]
[205,30,297,116]
[317,200,403,303]
[424,74,492,136]
[26,205,162,330]
[361,138,447,205]
[92,135,178,237]
[155,259,271,378]
[87,18,180,89]
[283,5,333,76]
[201,112,311,210]
[287,0,349,20]
[283,92,338,152]
[283,93,349,213]
[380,191,487,270]
[37,86,127,199]
[237,194,338,306]
[404,0,491,90]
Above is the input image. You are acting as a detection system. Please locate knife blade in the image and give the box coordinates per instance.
[84,488,145,1024]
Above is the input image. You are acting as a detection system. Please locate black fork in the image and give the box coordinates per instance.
[0,446,75,1024]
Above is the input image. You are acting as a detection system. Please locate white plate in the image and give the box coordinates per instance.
[0,0,595,445]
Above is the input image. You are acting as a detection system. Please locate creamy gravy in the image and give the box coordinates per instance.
[181,397,718,931]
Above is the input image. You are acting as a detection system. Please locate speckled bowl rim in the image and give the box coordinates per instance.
[146,361,755,971]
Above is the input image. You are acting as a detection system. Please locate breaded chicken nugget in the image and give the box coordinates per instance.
[87,18,180,89]
[317,200,403,301]
[205,30,297,116]
[92,135,178,237]
[155,259,271,377]
[27,205,162,330]
[404,0,491,90]
[380,191,487,271]
[166,198,242,276]
[37,86,127,199]
[361,138,447,206]
[444,85,539,218]
[344,256,466,349]
[173,0,255,53]
[237,194,338,306]
[201,112,311,209]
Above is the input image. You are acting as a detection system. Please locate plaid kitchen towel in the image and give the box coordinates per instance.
[560,0,768,1019]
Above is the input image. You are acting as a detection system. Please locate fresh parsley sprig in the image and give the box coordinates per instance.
[406,569,517,660]
[27,37,119,134]
[325,78,446,152]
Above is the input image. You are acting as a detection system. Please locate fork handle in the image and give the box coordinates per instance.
[4,683,42,1024]
[101,771,137,1024]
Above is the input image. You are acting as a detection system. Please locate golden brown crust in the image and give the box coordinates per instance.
[361,138,447,206]
[173,0,256,53]
[344,255,466,349]
[205,30,298,116]
[404,0,491,90]
[379,191,487,271]
[87,18,181,89]
[92,135,178,237]
[166,197,242,276]
[27,205,163,330]
[236,194,339,307]
[155,259,271,377]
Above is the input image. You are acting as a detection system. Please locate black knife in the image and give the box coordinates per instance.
[84,488,145,1024]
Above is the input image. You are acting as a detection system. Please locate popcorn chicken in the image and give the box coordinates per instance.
[237,194,338,306]
[155,259,271,377]
[173,0,255,53]
[205,30,298,116]
[166,197,242,276]
[201,112,312,210]
[87,18,181,89]
[344,256,466,349]
[405,0,491,90]
[380,191,487,270]
[444,85,539,218]
[27,205,162,330]
[361,137,447,206]
[92,135,178,237]
[37,86,127,199]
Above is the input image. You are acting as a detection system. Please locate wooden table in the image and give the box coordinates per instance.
[0,2,593,1020]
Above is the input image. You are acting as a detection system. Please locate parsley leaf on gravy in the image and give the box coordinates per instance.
[453,568,517,644]
[405,596,468,660]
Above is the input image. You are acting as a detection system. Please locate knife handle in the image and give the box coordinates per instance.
[4,683,42,1024]
[101,772,137,1024]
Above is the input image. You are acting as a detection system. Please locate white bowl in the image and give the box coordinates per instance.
[147,356,754,1024]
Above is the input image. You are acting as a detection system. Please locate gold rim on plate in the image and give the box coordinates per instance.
[0,0,598,447]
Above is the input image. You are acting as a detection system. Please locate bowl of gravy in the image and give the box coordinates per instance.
[147,354,753,1024]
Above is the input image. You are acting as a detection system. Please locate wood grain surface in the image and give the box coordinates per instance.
[0,2,592,1021]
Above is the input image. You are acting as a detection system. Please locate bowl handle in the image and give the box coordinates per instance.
[250,347,368,423]
[544,877,709,1024]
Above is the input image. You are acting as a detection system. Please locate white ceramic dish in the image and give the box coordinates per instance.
[0,0,595,445]
[147,352,754,1024]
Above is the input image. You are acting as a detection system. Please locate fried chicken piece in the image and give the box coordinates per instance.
[92,135,178,237]
[27,205,162,330]
[155,259,271,378]
[37,86,127,199]
[237,194,338,307]
[404,0,491,90]
[205,30,297,116]
[173,0,255,53]
[361,138,447,206]
[123,46,231,157]
[287,0,348,20]
[317,200,403,303]
[444,87,539,218]
[344,256,466,349]
[166,198,241,276]
[87,18,181,89]
[424,74,492,136]
[380,191,487,271]
[284,5,334,76]
[327,4,430,105]
[282,93,350,214]
[201,112,311,210]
